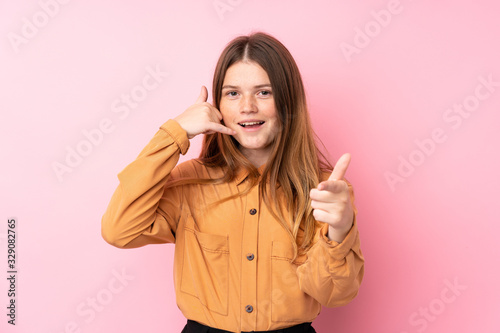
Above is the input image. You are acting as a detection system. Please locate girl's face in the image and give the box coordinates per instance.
[220,61,279,166]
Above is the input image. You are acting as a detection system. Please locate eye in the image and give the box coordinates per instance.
[259,90,272,96]
[226,91,238,97]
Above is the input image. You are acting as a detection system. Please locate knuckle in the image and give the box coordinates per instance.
[338,196,349,205]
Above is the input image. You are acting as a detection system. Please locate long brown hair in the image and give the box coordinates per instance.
[177,32,332,259]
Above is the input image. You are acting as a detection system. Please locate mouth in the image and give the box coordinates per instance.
[238,121,265,128]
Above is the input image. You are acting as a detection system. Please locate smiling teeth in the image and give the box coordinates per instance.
[240,121,264,127]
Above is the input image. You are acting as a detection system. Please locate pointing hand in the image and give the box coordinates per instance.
[310,153,354,243]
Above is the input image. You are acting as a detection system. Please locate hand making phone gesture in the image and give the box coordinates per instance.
[174,86,236,139]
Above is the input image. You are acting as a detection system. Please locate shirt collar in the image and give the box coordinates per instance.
[235,163,267,186]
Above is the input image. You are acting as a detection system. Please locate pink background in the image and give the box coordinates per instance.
[1,1,499,332]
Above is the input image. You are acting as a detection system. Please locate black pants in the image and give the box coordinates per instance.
[181,320,316,333]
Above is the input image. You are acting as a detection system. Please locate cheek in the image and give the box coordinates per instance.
[269,121,281,138]
[220,101,237,117]
[265,108,279,130]
[219,106,232,123]
[264,102,278,120]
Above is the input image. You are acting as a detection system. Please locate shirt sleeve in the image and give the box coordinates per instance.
[296,181,365,307]
[101,119,190,249]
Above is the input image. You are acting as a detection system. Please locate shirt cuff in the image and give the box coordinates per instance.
[159,119,190,155]
[317,216,359,261]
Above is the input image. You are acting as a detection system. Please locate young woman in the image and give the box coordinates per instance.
[102,32,364,333]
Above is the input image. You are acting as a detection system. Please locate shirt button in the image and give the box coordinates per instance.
[245,305,253,313]
[249,208,257,215]
[246,253,254,261]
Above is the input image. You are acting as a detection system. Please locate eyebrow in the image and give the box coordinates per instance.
[221,84,272,90]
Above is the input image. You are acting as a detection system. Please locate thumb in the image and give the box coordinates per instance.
[328,153,351,181]
[195,86,208,104]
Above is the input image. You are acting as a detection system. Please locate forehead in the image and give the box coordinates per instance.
[223,61,271,86]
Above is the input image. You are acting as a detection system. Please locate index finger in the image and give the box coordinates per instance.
[329,153,351,181]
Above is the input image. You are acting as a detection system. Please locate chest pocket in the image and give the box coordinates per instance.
[271,241,321,322]
[180,223,229,316]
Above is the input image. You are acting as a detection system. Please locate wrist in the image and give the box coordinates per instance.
[327,225,350,243]
[172,117,193,139]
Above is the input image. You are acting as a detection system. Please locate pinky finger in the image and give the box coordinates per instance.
[207,123,236,135]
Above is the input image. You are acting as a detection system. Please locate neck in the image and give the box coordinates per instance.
[239,148,270,168]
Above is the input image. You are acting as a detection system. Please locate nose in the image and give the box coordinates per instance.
[239,94,257,113]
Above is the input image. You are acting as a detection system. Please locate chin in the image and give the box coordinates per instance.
[239,140,266,149]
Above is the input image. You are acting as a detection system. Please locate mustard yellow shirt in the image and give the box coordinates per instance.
[101,119,364,332]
